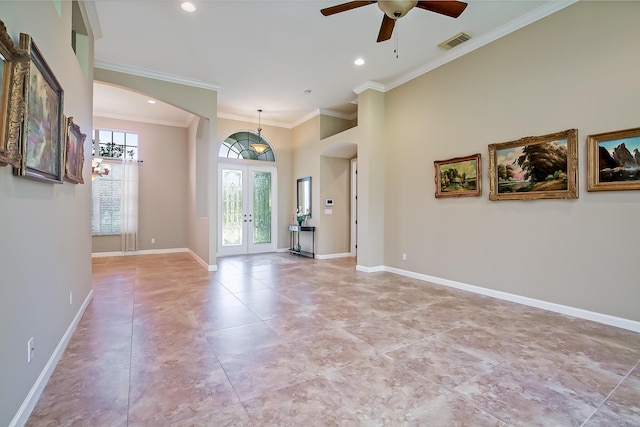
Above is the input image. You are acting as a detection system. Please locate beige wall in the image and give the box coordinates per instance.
[382,1,640,321]
[92,117,189,252]
[319,156,351,255]
[292,116,360,257]
[319,114,356,140]
[0,2,94,425]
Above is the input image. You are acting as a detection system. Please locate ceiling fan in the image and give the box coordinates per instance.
[321,1,468,42]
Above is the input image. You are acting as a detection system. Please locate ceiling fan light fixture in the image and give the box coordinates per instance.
[378,0,418,19]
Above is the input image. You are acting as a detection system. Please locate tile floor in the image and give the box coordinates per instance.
[27,252,640,426]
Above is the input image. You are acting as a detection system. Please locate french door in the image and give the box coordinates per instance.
[218,163,277,256]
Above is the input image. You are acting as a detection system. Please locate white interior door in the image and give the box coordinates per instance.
[218,163,277,256]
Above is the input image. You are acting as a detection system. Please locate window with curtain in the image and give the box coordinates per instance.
[91,130,139,244]
[91,159,123,234]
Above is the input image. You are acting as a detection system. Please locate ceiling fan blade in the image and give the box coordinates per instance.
[321,1,376,16]
[415,1,468,18]
[377,14,395,42]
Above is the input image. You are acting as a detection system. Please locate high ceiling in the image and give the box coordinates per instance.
[90,0,575,128]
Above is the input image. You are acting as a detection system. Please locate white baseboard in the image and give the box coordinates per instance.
[384,266,640,333]
[356,264,385,273]
[91,248,190,258]
[188,250,208,269]
[10,290,94,427]
[315,252,353,260]
[186,250,217,272]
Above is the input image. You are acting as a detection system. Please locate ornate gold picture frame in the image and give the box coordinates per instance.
[434,153,481,198]
[0,20,28,168]
[488,129,578,201]
[587,127,640,192]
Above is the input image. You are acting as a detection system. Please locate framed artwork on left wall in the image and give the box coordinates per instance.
[0,20,28,168]
[64,116,86,184]
[14,32,65,183]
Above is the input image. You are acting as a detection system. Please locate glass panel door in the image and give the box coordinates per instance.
[218,164,277,256]
[221,169,243,248]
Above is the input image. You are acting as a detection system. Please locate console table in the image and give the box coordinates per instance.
[289,224,315,258]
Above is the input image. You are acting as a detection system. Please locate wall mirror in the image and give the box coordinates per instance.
[297,176,311,218]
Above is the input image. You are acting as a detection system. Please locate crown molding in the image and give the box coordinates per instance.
[217,112,290,129]
[94,111,195,128]
[94,61,221,91]
[353,81,386,95]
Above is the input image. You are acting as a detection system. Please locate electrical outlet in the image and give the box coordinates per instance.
[27,337,34,363]
[402,253,407,261]
[151,238,156,244]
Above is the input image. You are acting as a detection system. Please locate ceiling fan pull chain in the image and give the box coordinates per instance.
[394,25,399,59]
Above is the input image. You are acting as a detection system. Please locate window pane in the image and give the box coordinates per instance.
[221,169,243,246]
[126,133,138,146]
[99,130,112,143]
[253,171,271,244]
[113,131,125,144]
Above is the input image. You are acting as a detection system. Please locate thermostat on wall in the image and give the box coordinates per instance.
[325,199,334,206]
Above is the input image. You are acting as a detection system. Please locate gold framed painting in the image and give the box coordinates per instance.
[64,116,86,184]
[488,129,578,201]
[587,127,640,192]
[0,20,28,168]
[14,33,65,183]
[434,153,481,198]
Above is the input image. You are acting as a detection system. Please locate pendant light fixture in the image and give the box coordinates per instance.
[250,109,269,155]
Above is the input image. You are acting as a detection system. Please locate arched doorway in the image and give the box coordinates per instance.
[217,131,277,256]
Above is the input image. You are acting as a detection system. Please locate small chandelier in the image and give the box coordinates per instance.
[91,157,111,181]
[250,109,270,155]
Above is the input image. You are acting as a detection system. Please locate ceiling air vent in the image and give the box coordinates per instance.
[438,32,471,50]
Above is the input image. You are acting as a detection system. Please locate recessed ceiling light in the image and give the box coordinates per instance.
[147,100,156,104]
[354,58,365,66]
[304,89,312,95]
[181,2,196,12]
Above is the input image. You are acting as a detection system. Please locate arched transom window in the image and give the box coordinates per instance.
[218,131,275,162]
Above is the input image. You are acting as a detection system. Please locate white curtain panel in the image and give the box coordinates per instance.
[121,159,139,251]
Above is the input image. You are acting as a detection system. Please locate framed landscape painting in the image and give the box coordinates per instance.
[587,127,640,192]
[434,153,481,198]
[0,20,28,168]
[488,129,578,201]
[14,33,64,183]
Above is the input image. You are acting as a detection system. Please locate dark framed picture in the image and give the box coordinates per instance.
[587,127,640,192]
[14,33,64,183]
[0,20,28,168]
[434,153,481,198]
[64,116,85,184]
[488,129,578,201]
